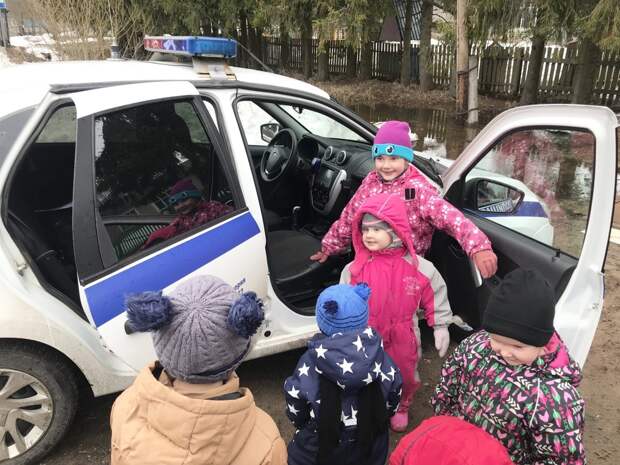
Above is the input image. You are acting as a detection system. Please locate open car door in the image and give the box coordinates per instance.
[430,105,618,367]
[69,81,267,369]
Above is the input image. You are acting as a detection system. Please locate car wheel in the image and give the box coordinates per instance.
[0,344,78,465]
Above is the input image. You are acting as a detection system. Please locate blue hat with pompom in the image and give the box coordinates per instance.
[124,275,263,383]
[315,283,370,336]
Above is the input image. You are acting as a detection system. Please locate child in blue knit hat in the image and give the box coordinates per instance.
[284,283,403,465]
[110,274,287,465]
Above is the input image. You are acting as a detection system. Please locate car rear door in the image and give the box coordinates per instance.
[432,105,617,366]
[69,81,268,369]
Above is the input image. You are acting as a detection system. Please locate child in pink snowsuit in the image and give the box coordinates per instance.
[312,120,497,278]
[340,192,453,432]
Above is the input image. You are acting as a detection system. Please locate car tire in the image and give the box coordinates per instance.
[0,344,79,465]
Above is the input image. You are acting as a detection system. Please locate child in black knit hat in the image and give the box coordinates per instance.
[431,268,586,465]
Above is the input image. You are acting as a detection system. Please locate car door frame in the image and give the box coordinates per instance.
[69,81,268,370]
[441,105,618,366]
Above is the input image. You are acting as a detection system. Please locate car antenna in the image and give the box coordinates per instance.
[209,18,274,73]
[235,41,274,73]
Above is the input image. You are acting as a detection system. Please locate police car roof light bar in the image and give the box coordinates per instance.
[144,35,237,58]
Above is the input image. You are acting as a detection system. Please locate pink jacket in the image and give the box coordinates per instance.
[322,165,491,257]
[342,193,453,408]
[345,193,452,338]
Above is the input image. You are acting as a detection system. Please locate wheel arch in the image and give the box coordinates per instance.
[0,337,93,398]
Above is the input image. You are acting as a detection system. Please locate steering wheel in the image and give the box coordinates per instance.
[260,128,298,182]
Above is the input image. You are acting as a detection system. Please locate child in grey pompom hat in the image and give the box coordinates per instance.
[125,274,265,383]
[110,275,287,465]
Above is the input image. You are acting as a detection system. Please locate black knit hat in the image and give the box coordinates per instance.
[482,268,555,347]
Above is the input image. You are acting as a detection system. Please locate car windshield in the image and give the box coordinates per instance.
[279,104,365,142]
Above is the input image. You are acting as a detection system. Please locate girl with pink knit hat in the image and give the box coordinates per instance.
[311,120,497,278]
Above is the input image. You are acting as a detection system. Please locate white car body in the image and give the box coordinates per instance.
[0,59,616,406]
[426,155,555,245]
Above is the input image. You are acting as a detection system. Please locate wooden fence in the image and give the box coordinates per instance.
[233,36,620,108]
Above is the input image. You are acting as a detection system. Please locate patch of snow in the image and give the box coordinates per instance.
[0,47,11,69]
[10,34,58,60]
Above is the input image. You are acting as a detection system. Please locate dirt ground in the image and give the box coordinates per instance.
[40,242,620,465]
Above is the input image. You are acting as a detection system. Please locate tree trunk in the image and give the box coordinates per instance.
[280,25,289,71]
[346,44,357,78]
[248,27,258,68]
[256,27,264,63]
[456,0,469,113]
[360,40,372,79]
[520,34,545,105]
[419,0,434,91]
[239,11,249,68]
[400,0,414,85]
[302,15,313,79]
[572,37,600,104]
[318,41,329,81]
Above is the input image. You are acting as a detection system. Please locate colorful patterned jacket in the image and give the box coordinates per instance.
[321,165,491,257]
[144,200,232,248]
[431,330,585,465]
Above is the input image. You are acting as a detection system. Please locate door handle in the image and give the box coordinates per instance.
[469,257,483,288]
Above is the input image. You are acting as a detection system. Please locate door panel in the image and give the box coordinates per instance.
[84,211,263,369]
[70,82,268,369]
[429,213,576,330]
[439,105,618,366]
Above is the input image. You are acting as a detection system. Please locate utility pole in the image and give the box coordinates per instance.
[456,0,468,116]
[0,1,10,48]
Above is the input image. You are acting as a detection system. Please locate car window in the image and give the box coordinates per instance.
[236,100,278,146]
[37,106,76,143]
[94,99,236,262]
[465,128,594,258]
[0,107,35,163]
[280,104,365,141]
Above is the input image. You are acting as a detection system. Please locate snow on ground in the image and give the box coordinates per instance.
[9,33,58,60]
[0,47,11,68]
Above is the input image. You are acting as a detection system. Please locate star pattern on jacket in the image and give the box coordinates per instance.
[315,345,328,359]
[337,358,354,374]
[298,363,310,377]
[287,385,300,399]
[283,327,403,432]
[288,403,299,415]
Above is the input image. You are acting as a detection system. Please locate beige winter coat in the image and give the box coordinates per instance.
[110,363,287,465]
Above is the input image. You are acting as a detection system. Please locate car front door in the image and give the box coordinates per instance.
[69,81,268,370]
[434,105,617,366]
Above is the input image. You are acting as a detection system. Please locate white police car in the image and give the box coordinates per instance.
[0,36,617,463]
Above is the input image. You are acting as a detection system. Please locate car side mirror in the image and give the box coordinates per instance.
[260,123,281,143]
[475,179,524,214]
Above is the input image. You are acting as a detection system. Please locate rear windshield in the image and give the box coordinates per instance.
[0,107,35,164]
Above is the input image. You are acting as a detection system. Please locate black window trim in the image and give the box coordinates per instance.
[73,95,247,284]
[446,124,597,262]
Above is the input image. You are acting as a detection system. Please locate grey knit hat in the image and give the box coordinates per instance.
[124,275,264,383]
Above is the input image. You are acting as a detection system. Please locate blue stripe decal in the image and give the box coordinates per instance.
[474,201,548,218]
[85,211,260,327]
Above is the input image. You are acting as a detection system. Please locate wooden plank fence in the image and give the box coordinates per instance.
[234,36,620,108]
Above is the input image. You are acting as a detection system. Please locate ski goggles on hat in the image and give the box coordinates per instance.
[168,189,202,206]
[372,143,414,162]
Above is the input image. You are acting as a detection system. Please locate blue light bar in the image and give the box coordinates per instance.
[144,36,237,58]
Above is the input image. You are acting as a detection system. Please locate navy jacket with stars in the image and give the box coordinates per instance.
[284,327,402,431]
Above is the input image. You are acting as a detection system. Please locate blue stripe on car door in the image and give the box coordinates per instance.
[85,211,260,327]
